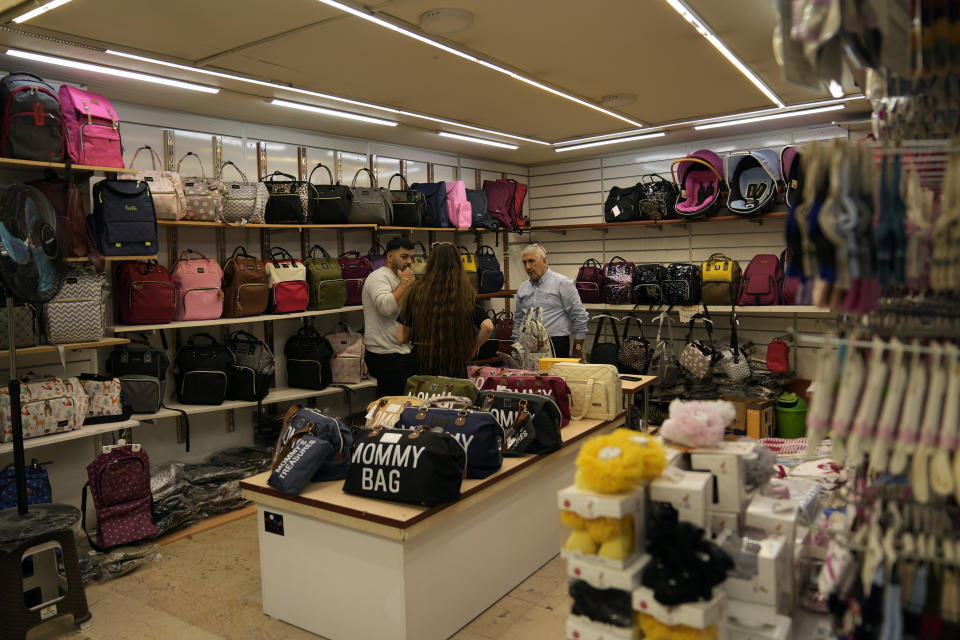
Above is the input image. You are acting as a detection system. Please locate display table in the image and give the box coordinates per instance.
[240,414,625,640]
[620,374,657,432]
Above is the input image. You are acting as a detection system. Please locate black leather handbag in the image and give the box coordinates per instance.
[588,315,621,366]
[387,173,427,227]
[307,163,352,224]
[263,171,309,224]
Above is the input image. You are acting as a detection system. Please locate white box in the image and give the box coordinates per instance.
[690,441,757,512]
[558,484,646,569]
[766,477,823,526]
[726,601,792,640]
[746,495,800,559]
[632,584,727,630]
[567,614,639,640]
[566,554,649,592]
[666,446,689,469]
[708,509,743,538]
[648,469,711,528]
[721,535,792,614]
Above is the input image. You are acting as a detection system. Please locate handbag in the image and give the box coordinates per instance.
[679,313,718,380]
[119,145,185,220]
[460,245,478,290]
[618,313,653,374]
[104,333,169,414]
[470,369,572,426]
[44,264,105,344]
[327,324,366,384]
[0,302,38,349]
[348,168,392,225]
[0,375,88,442]
[78,374,128,425]
[220,161,267,224]
[306,245,346,310]
[717,311,751,382]
[604,184,643,222]
[177,152,223,222]
[365,395,427,430]
[268,406,352,494]
[337,250,372,306]
[308,163,352,224]
[396,404,503,478]
[634,263,666,305]
[638,174,678,221]
[479,390,563,455]
[649,314,681,388]
[576,258,605,303]
[546,362,621,421]
[588,315,621,366]
[410,241,429,279]
[173,333,232,405]
[285,325,334,390]
[367,243,387,271]
[222,246,270,318]
[404,375,479,404]
[263,171,309,224]
[602,256,636,305]
[0,459,51,510]
[388,173,426,227]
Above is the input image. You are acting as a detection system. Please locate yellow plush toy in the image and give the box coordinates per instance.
[637,614,717,640]
[575,429,669,494]
[561,512,635,559]
[560,510,598,554]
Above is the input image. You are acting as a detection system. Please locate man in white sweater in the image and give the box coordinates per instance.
[362,237,416,396]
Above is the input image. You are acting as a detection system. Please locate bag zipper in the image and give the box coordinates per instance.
[181,286,223,309]
[180,370,227,397]
[130,280,172,307]
[79,121,118,153]
[2,86,62,156]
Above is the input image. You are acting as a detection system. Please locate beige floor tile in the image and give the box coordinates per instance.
[458,595,540,639]
[499,603,569,640]
[451,630,498,640]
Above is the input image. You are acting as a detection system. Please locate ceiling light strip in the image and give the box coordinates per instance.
[105,49,549,145]
[662,0,784,108]
[555,132,666,152]
[6,49,219,93]
[438,132,518,150]
[12,0,73,23]
[694,104,845,130]
[271,99,397,126]
[314,0,645,128]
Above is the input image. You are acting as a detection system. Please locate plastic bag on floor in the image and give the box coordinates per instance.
[151,462,188,501]
[183,463,246,485]
[206,446,272,473]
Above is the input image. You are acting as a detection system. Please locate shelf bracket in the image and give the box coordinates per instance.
[175,416,186,445]
[225,409,236,433]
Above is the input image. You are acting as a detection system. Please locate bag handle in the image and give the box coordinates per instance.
[229,245,256,260]
[622,313,646,342]
[297,325,321,338]
[581,257,603,270]
[127,145,162,172]
[685,310,715,347]
[176,248,210,263]
[309,244,332,259]
[458,245,471,255]
[351,167,376,188]
[186,332,219,347]
[220,161,248,182]
[607,255,629,265]
[270,247,296,266]
[592,314,621,348]
[388,173,409,190]
[228,329,262,344]
[476,245,496,256]
[706,252,732,263]
[308,163,335,185]
[367,243,386,257]
[412,241,428,257]
[640,173,670,185]
[177,152,207,178]
[339,249,360,258]
[729,309,741,363]
[265,171,298,183]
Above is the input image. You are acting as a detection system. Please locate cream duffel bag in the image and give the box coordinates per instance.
[547,362,621,421]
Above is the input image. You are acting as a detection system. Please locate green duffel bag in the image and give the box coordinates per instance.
[306,245,346,310]
[404,375,479,403]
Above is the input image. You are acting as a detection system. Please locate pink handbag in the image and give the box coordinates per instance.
[327,325,367,384]
[58,85,124,168]
[171,249,223,321]
[470,368,571,426]
[444,180,472,229]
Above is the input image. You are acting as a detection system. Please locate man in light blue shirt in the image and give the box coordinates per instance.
[512,244,590,358]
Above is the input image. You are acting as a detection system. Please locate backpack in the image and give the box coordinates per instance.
[738,254,783,305]
[308,163,352,224]
[266,247,308,313]
[222,246,269,318]
[0,72,63,161]
[337,250,372,306]
[29,169,102,263]
[90,178,158,256]
[467,188,496,229]
[459,245,478,291]
[105,334,169,414]
[226,330,275,402]
[514,307,554,371]
[444,180,472,228]
[118,146,186,221]
[779,249,799,305]
[44,264,105,344]
[482,180,516,229]
[81,443,157,551]
[575,258,605,303]
[171,249,224,321]
[114,259,175,325]
[306,245,346,310]
[671,149,726,218]
[634,263,666,305]
[604,184,643,222]
[546,362,621,421]
[327,325,367,384]
[499,179,527,226]
[700,253,742,305]
[475,245,504,293]
[602,256,636,305]
[285,325,333,390]
[173,333,232,405]
[410,181,448,227]
[387,173,425,227]
[220,161,267,225]
[662,263,702,306]
[58,85,123,167]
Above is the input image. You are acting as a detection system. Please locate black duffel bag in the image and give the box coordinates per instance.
[285,325,333,390]
[387,173,427,227]
[307,163,352,224]
[603,184,643,223]
[479,390,563,455]
[344,426,466,506]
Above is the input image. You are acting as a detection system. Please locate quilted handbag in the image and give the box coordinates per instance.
[337,250,372,306]
[308,163,352,224]
[588,315,621,366]
[604,184,643,222]
[634,263,666,305]
[662,263,703,306]
[546,362,621,421]
[220,161,267,224]
[649,315,681,388]
[327,325,366,384]
[388,173,426,227]
[0,375,88,442]
[638,174,678,221]
[263,171,309,224]
[78,374,126,424]
[0,302,38,349]
[119,145,185,220]
[44,264,105,344]
[306,245,346,310]
[177,152,223,222]
[602,256,636,305]
[410,241,428,279]
[396,404,504,478]
[679,313,717,380]
[348,168,393,225]
[618,314,653,374]
[576,258,605,303]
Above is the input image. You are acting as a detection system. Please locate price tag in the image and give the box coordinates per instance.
[677,305,704,324]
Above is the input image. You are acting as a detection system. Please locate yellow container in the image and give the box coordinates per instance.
[538,357,581,371]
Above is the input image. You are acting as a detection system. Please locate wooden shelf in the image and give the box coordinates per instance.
[109,306,363,333]
[527,211,787,232]
[64,256,158,262]
[379,226,479,232]
[582,303,833,317]
[477,290,516,299]
[156,220,377,230]
[0,419,139,454]
[0,337,130,359]
[0,157,125,173]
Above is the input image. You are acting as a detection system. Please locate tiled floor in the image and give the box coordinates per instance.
[26,514,571,640]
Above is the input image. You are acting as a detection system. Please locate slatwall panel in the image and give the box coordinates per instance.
[375,156,402,188]
[433,163,456,182]
[339,152,369,186]
[406,160,428,184]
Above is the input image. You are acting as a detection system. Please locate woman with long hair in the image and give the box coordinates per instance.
[398,243,494,378]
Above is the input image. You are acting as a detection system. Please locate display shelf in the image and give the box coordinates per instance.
[0,337,131,359]
[132,381,377,421]
[156,219,378,230]
[477,289,516,299]
[0,157,125,173]
[527,211,787,232]
[109,306,363,333]
[378,226,476,232]
[64,255,158,262]
[0,419,140,454]
[582,303,833,317]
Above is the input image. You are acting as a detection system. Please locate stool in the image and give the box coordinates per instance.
[0,503,91,639]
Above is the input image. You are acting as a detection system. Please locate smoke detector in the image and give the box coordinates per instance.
[600,93,637,107]
[419,8,474,34]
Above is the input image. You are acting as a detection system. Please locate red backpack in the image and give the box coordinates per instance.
[337,250,372,306]
[81,443,157,550]
[114,260,175,325]
[482,180,516,229]
[576,258,606,303]
[737,254,783,305]
[497,178,527,227]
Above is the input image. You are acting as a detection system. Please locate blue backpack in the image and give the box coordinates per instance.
[410,181,448,227]
[475,245,504,293]
[90,178,158,256]
[467,188,497,229]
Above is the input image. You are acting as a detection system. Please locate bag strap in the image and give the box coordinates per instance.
[220,161,247,182]
[388,173,409,190]
[186,332,219,347]
[339,249,360,258]
[270,247,295,265]
[412,241,427,257]
[351,168,376,188]
[177,152,207,178]
[581,257,603,270]
[569,378,595,421]
[592,315,621,347]
[230,245,253,260]
[476,245,495,256]
[309,244,332,259]
[622,313,645,341]
[228,329,262,344]
[297,325,321,338]
[458,245,471,255]
[367,243,386,257]
[176,248,210,262]
[265,171,298,183]
[729,309,741,363]
[80,482,108,553]
[308,163,335,185]
[127,146,161,172]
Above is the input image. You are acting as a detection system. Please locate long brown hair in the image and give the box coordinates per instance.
[402,243,475,375]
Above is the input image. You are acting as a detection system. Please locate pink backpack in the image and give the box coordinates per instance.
[737,254,783,305]
[58,85,124,168]
[445,180,472,229]
[171,249,224,321]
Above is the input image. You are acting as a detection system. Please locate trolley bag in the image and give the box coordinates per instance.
[410,181,447,227]
[219,161,267,224]
[177,152,223,222]
[268,406,352,494]
[618,314,652,374]
[222,246,269,318]
[604,184,643,223]
[475,245,504,293]
[387,173,426,227]
[662,263,702,306]
[171,249,223,322]
[44,264,105,344]
[226,330,274,402]
[482,179,515,229]
[588,315,621,366]
[114,259,175,325]
[90,178,158,256]
[445,180,472,229]
[265,247,308,313]
[576,258,605,304]
[348,168,392,225]
[118,146,185,220]
[344,426,466,506]
[77,374,128,425]
[58,85,123,167]
[633,263,665,306]
[0,72,63,161]
[602,256,636,305]
[173,333,232,405]
[285,326,333,390]
[460,245,478,291]
[467,188,496,229]
[104,334,169,414]
[479,390,563,455]
[397,404,503,478]
[546,362,621,421]
[307,163,352,224]
[81,444,157,550]
[337,250,372,306]
[262,171,309,224]
[410,241,428,279]
[737,254,783,305]
[327,325,366,384]
[306,245,346,310]
[470,369,572,426]
[404,375,479,404]
[367,243,387,272]
[700,253,741,305]
[0,459,51,510]
[365,396,427,430]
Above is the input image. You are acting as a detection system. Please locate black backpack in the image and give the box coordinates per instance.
[662,263,703,306]
[387,173,426,227]
[90,179,158,256]
[467,188,497,229]
[307,163,352,224]
[475,245,504,293]
[410,181,447,227]
[285,325,333,390]
[0,72,63,161]
[174,333,233,405]
[104,333,169,414]
[226,330,275,402]
[604,185,643,222]
[634,263,666,305]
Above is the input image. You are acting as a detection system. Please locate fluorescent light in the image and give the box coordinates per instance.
[828,80,844,98]
[12,0,73,23]
[662,0,784,108]
[106,49,549,145]
[270,99,397,126]
[553,129,644,146]
[555,132,666,152]
[694,104,845,130]
[6,49,219,93]
[438,132,518,149]
[315,0,645,128]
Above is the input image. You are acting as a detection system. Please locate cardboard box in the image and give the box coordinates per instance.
[690,441,757,512]
[708,509,744,538]
[723,396,775,439]
[566,554,648,592]
[540,357,582,371]
[721,535,792,614]
[558,485,647,569]
[648,469,711,528]
[567,614,639,640]
[633,583,727,629]
[726,601,792,640]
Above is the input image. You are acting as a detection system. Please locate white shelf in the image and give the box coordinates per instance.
[109,306,364,333]
[132,381,377,421]
[582,304,833,317]
[0,419,140,454]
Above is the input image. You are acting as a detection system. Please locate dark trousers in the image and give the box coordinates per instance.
[551,335,570,358]
[365,351,415,397]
